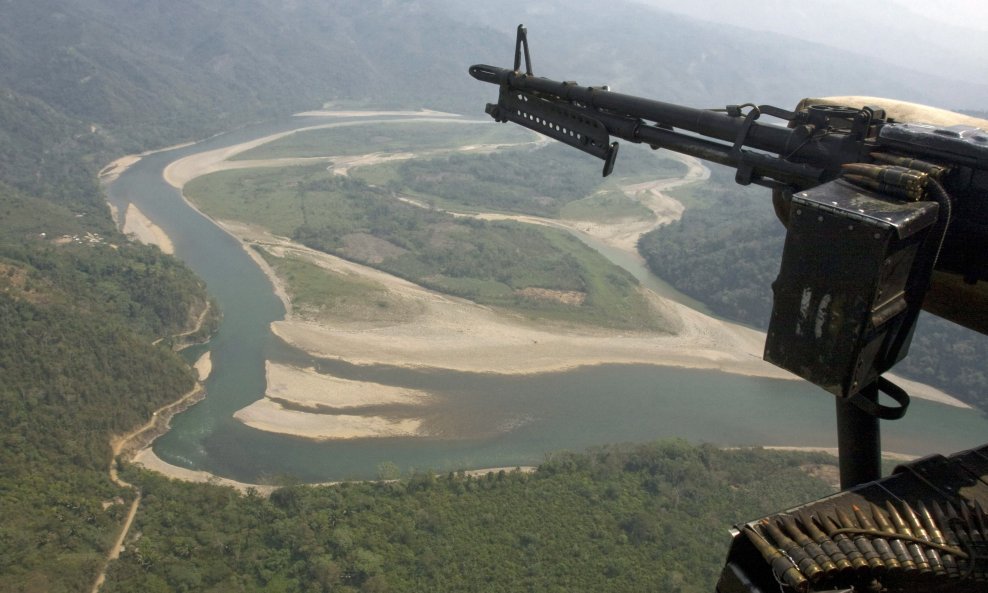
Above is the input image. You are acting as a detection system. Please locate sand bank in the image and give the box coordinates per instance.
[293,108,460,118]
[882,374,971,409]
[162,117,482,189]
[131,448,278,494]
[194,351,212,381]
[231,362,431,440]
[122,203,175,254]
[234,398,422,440]
[99,140,198,185]
[763,446,918,462]
[99,155,143,184]
[265,361,428,408]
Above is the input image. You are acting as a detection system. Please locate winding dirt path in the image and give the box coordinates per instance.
[89,384,205,592]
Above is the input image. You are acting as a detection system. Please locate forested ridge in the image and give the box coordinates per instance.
[638,166,988,412]
[0,181,213,590]
[103,443,835,593]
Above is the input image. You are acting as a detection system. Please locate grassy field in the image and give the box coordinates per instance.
[559,189,656,222]
[353,142,686,221]
[231,120,535,160]
[186,165,670,331]
[255,247,423,324]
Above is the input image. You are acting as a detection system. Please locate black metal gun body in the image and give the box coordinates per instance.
[470,62,988,191]
[470,63,853,189]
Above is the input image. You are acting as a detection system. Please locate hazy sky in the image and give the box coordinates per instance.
[892,0,988,31]
[630,0,988,86]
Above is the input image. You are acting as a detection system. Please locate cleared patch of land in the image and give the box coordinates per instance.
[232,120,534,160]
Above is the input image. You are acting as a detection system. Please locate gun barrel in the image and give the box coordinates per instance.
[472,64,793,145]
[470,64,830,187]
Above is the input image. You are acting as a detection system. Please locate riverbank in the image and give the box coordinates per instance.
[121,203,175,254]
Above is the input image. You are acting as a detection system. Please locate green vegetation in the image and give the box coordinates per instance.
[637,166,781,327]
[560,189,656,222]
[0,184,212,591]
[104,441,836,593]
[256,247,422,324]
[232,121,534,160]
[358,143,686,219]
[638,166,988,412]
[188,166,666,330]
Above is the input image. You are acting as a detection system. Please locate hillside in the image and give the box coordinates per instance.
[103,442,835,593]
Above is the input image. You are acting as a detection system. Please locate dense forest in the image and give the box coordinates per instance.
[384,143,685,218]
[103,442,835,593]
[638,166,988,412]
[0,181,214,591]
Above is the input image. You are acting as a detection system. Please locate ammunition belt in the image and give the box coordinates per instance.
[718,444,988,593]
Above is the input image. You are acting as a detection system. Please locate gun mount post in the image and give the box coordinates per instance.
[836,384,882,488]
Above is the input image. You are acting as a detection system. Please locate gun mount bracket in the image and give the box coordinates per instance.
[731,105,762,185]
[847,376,910,420]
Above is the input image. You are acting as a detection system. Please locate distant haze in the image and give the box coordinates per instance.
[631,0,988,88]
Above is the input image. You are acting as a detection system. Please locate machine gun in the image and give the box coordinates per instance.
[471,25,988,490]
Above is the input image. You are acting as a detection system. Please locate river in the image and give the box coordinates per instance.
[105,115,988,483]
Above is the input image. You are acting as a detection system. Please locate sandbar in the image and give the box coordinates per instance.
[264,361,429,409]
[99,155,143,184]
[194,351,212,381]
[233,362,431,440]
[234,398,422,440]
[122,203,175,254]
